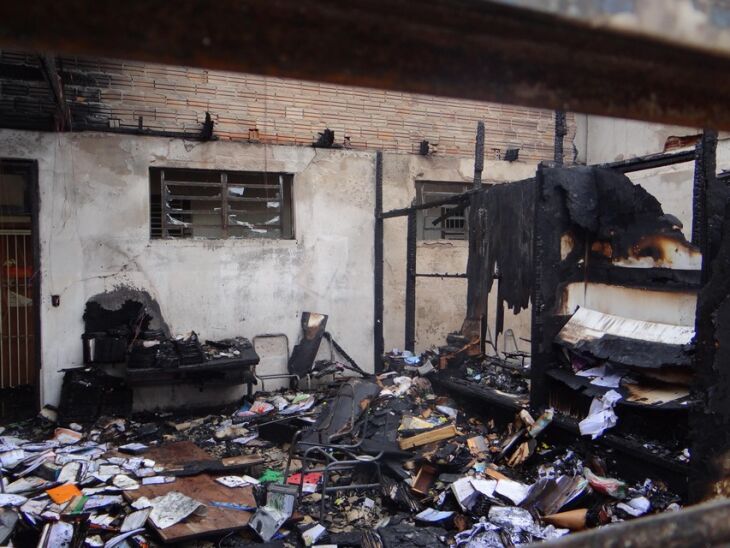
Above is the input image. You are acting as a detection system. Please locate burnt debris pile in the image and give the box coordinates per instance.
[0,351,685,547]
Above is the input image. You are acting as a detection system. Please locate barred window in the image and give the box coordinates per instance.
[415,181,470,240]
[149,168,294,239]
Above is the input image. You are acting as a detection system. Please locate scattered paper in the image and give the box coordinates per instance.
[280,395,316,415]
[579,390,622,439]
[451,477,479,511]
[42,521,74,548]
[470,479,497,498]
[131,497,152,510]
[617,496,651,517]
[5,476,45,494]
[216,475,256,488]
[112,475,140,491]
[148,491,206,529]
[85,535,104,548]
[436,405,458,419]
[89,514,116,527]
[415,508,454,522]
[488,506,541,536]
[141,476,175,485]
[302,523,327,546]
[231,432,259,445]
[58,462,81,484]
[0,449,25,468]
[121,508,151,532]
[83,495,124,511]
[250,506,288,541]
[495,479,531,505]
[103,528,145,548]
[20,497,49,515]
[0,494,27,507]
[53,428,82,445]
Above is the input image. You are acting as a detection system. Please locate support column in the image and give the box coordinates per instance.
[405,210,417,352]
[373,151,384,372]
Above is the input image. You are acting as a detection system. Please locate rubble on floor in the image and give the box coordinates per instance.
[0,357,685,547]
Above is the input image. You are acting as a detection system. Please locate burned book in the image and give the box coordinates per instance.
[556,308,694,370]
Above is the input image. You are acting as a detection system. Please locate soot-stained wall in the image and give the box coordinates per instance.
[0,129,375,409]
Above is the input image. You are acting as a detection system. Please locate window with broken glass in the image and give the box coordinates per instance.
[149,168,294,239]
[415,181,471,240]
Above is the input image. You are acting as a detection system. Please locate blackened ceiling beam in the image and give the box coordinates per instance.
[1,1,730,129]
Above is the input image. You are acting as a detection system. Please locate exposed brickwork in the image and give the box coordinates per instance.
[0,50,575,162]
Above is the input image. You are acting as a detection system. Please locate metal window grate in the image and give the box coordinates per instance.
[415,181,471,240]
[149,168,294,240]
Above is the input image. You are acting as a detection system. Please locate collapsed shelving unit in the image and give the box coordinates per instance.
[529,158,707,494]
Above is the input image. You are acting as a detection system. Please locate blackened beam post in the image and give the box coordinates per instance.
[473,121,485,189]
[692,131,718,269]
[405,210,417,352]
[462,121,487,338]
[38,54,71,131]
[373,151,384,373]
[553,110,566,166]
[529,164,547,411]
[5,1,730,129]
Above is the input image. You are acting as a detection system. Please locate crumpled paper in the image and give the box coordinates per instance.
[579,389,622,439]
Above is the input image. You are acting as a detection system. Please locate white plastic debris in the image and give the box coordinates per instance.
[617,496,651,517]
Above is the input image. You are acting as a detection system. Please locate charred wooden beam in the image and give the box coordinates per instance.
[473,121,484,189]
[463,122,488,338]
[553,110,566,166]
[37,54,71,131]
[1,1,730,128]
[690,129,730,503]
[404,210,417,352]
[374,151,384,373]
[598,149,696,174]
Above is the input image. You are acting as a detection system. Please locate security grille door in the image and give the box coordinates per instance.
[0,160,35,389]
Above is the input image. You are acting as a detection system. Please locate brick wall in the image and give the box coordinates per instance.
[0,51,575,162]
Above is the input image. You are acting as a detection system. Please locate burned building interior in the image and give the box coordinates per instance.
[3,1,730,547]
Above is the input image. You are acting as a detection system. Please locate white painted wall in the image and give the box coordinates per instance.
[575,115,730,241]
[0,130,375,409]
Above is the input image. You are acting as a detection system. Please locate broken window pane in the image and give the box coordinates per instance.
[149,168,294,240]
